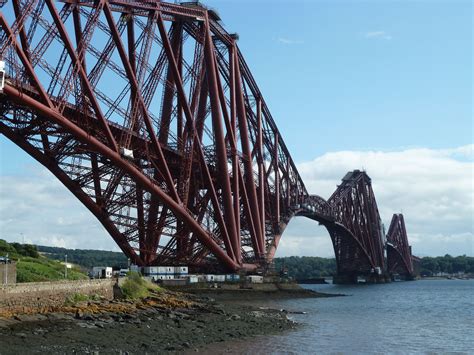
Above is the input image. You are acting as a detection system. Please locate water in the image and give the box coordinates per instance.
[218,280,474,354]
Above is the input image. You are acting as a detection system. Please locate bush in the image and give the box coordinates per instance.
[65,293,89,305]
[120,272,161,299]
[0,239,18,257]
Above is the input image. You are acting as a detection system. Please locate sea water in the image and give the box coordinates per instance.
[216,279,474,354]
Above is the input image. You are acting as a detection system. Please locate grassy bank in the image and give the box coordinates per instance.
[16,257,87,282]
[1,239,88,282]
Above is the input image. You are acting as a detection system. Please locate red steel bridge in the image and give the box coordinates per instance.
[0,0,414,282]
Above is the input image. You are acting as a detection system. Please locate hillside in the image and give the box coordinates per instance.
[0,240,88,283]
[36,245,128,269]
[274,256,337,279]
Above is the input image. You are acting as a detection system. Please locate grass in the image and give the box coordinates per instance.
[16,257,88,283]
[64,292,102,305]
[120,272,162,300]
[1,239,88,283]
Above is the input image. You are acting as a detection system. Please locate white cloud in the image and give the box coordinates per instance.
[364,31,392,40]
[279,145,474,258]
[0,172,120,251]
[277,37,304,45]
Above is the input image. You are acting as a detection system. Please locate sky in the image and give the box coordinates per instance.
[0,0,472,257]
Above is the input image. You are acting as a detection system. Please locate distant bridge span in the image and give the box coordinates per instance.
[0,0,414,281]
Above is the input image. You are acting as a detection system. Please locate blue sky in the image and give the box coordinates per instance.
[0,0,472,256]
[205,0,472,160]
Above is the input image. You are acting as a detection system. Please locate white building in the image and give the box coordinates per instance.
[246,275,263,284]
[91,266,113,279]
[142,266,188,281]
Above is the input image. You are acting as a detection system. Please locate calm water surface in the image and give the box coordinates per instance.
[218,280,474,354]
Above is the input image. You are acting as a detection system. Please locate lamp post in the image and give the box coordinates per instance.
[4,253,8,285]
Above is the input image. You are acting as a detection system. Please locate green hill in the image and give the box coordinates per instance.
[0,239,88,283]
[36,245,128,269]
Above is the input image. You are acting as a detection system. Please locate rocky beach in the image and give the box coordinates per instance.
[0,285,336,354]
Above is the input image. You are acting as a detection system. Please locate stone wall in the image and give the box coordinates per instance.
[0,261,17,285]
[0,279,115,311]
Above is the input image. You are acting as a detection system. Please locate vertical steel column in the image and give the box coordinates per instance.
[233,49,264,257]
[203,17,238,261]
[158,23,182,144]
[229,43,241,263]
[126,14,147,262]
[274,133,280,225]
[256,97,266,242]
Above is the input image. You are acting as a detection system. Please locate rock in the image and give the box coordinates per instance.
[16,332,27,339]
[98,316,114,324]
[47,313,72,321]
[182,341,191,348]
[0,318,20,328]
[75,309,84,319]
[77,322,97,329]
[13,314,41,322]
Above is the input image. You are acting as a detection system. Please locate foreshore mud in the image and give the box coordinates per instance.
[0,286,339,354]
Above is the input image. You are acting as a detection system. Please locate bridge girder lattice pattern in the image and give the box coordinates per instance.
[0,0,307,271]
[1,1,411,277]
[299,170,386,276]
[386,214,414,277]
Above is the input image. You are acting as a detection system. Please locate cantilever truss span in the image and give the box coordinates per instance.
[0,0,306,271]
[386,214,414,278]
[298,170,386,278]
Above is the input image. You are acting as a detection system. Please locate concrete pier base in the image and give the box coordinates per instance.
[333,273,391,284]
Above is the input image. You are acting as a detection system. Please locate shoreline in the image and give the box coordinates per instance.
[0,284,339,354]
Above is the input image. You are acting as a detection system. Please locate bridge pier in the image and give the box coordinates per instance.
[333,273,391,285]
[332,274,358,284]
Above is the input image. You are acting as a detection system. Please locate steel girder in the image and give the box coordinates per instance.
[0,0,307,271]
[298,170,386,276]
[327,170,386,275]
[386,214,414,277]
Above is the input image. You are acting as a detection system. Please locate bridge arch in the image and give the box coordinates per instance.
[295,171,387,281]
[295,196,377,279]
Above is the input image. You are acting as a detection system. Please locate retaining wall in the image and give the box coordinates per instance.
[0,279,115,311]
